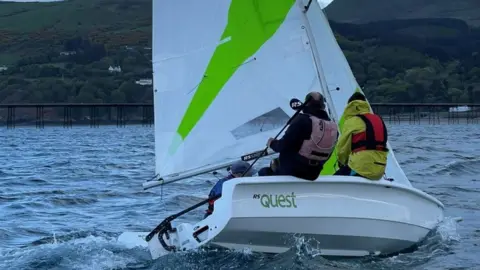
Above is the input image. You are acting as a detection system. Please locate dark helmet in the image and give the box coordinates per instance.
[304,91,326,110]
[347,92,367,103]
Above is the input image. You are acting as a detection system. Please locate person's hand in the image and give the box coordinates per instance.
[267,137,274,147]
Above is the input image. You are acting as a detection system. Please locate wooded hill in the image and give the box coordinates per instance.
[0,0,479,104]
[325,0,480,26]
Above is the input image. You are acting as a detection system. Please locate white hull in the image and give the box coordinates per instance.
[118,175,444,259]
[212,217,429,256]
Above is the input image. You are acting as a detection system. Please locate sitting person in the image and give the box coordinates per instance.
[334,92,389,180]
[204,160,256,218]
[257,157,280,177]
[259,91,338,181]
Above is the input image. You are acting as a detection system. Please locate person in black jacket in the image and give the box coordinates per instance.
[259,92,338,180]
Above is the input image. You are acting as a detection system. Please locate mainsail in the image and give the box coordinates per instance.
[152,0,410,187]
[152,0,330,179]
[302,0,411,186]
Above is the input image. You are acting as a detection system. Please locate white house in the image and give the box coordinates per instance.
[60,51,76,56]
[449,106,471,113]
[135,79,153,86]
[0,66,8,71]
[108,66,122,73]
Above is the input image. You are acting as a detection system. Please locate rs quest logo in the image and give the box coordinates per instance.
[253,192,297,208]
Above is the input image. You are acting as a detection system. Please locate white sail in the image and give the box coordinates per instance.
[152,0,326,179]
[301,0,411,186]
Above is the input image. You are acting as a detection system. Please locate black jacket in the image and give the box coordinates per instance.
[269,106,337,180]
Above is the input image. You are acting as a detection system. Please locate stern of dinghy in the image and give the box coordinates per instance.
[143,188,236,260]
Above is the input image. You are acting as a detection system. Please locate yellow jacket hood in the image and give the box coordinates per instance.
[342,100,371,120]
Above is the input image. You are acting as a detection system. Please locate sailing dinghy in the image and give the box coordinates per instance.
[118,0,445,259]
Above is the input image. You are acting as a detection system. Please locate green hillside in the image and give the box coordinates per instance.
[0,0,151,64]
[325,0,480,26]
[0,0,479,105]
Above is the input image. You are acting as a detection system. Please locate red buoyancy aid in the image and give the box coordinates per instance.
[298,116,338,162]
[351,113,388,153]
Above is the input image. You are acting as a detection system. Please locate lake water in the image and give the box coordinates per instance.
[0,124,478,270]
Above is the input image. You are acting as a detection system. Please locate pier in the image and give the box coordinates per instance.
[371,103,480,125]
[0,103,153,129]
[0,103,479,128]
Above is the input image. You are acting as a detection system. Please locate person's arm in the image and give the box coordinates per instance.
[207,187,216,198]
[336,117,362,166]
[269,116,309,153]
[208,178,226,198]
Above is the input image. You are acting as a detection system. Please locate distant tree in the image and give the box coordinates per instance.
[110,90,126,103]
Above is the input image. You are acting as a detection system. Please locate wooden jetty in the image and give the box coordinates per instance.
[0,103,478,128]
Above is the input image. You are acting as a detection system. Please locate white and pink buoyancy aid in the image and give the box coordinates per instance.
[298,116,338,162]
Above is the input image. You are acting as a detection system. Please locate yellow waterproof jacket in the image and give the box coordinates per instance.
[336,100,388,180]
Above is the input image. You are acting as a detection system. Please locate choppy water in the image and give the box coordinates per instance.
[0,124,479,270]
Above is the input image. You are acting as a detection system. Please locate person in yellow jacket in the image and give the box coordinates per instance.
[334,92,389,180]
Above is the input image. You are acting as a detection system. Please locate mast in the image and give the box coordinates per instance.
[295,0,339,123]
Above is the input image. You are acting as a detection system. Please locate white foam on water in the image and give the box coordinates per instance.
[0,234,143,270]
[436,216,461,242]
[293,233,322,258]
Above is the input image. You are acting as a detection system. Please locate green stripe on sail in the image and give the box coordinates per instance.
[320,87,363,175]
[175,0,295,143]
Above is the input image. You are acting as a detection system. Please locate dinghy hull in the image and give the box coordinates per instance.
[123,176,444,259]
[210,176,443,256]
[211,216,430,256]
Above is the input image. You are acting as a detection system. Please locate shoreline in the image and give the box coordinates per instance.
[0,116,478,128]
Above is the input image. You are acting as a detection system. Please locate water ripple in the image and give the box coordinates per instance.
[0,124,478,270]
